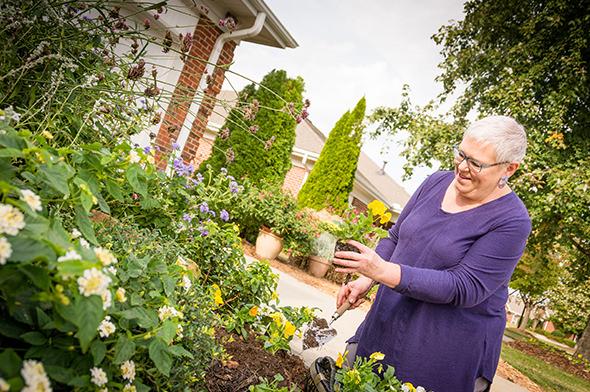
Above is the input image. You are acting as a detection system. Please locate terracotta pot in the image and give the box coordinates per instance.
[255,227,283,260]
[308,255,332,278]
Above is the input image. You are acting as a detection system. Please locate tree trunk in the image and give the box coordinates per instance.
[518,304,532,330]
[575,318,590,361]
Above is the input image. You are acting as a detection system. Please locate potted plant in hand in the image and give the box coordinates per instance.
[308,231,337,278]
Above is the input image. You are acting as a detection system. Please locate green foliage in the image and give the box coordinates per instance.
[511,251,561,308]
[547,273,590,336]
[201,69,305,186]
[298,98,366,214]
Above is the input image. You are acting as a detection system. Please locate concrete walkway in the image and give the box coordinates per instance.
[257,257,529,392]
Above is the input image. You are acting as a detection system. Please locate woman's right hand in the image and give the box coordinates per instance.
[336,276,375,309]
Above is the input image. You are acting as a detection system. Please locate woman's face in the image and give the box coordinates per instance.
[453,137,508,201]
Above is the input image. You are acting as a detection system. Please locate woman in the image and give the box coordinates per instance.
[333,116,531,392]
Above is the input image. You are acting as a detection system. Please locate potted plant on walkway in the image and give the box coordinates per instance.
[308,231,337,278]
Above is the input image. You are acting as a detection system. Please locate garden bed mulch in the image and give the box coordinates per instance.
[507,340,590,381]
[205,329,308,391]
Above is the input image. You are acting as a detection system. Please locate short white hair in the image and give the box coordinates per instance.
[463,116,527,163]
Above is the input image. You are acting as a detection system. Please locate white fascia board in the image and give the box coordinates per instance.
[353,171,402,213]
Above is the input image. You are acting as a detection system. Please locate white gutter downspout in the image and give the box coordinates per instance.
[176,12,267,153]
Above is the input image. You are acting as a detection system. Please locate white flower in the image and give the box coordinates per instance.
[0,204,25,236]
[128,150,141,163]
[90,367,108,386]
[20,190,42,212]
[79,238,90,248]
[94,247,117,266]
[0,377,10,391]
[120,360,135,382]
[157,305,182,321]
[116,287,126,302]
[105,266,117,275]
[20,360,51,392]
[0,237,12,265]
[123,385,136,392]
[176,324,184,339]
[101,290,112,310]
[57,249,82,262]
[181,275,192,291]
[71,228,82,238]
[98,316,116,338]
[77,268,111,297]
[416,387,426,392]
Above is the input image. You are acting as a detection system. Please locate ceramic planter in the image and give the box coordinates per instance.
[307,255,332,278]
[255,226,283,260]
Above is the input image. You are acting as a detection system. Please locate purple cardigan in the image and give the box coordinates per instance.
[350,171,531,392]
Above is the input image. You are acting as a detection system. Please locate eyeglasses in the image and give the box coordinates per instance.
[453,145,509,173]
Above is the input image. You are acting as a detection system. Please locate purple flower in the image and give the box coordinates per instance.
[143,146,151,154]
[173,158,194,177]
[199,202,209,213]
[172,142,180,150]
[220,210,229,222]
[155,145,161,152]
[229,181,239,194]
[209,210,216,218]
[196,173,204,183]
[221,167,227,175]
[183,213,192,222]
[199,226,209,237]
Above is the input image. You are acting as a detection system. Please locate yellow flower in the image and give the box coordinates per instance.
[403,382,416,392]
[116,287,127,303]
[369,351,385,361]
[367,199,386,216]
[379,212,392,224]
[212,285,224,306]
[346,368,361,384]
[270,312,283,326]
[283,321,296,338]
[335,351,347,368]
[41,130,54,139]
[271,291,279,301]
[249,306,258,317]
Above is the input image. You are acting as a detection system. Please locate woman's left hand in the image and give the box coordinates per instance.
[333,240,387,282]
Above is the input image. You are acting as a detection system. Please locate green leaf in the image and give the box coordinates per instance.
[80,191,94,213]
[45,365,75,383]
[127,255,149,278]
[0,320,25,338]
[157,320,177,345]
[90,339,106,366]
[0,349,22,378]
[56,259,97,277]
[74,205,98,245]
[118,307,158,329]
[96,192,110,214]
[140,197,161,209]
[113,335,136,364]
[20,331,47,345]
[20,265,50,290]
[56,295,103,352]
[105,179,124,201]
[0,131,26,150]
[38,162,74,196]
[168,344,193,359]
[126,164,147,196]
[36,308,52,328]
[162,276,176,298]
[47,218,72,249]
[0,148,24,158]
[67,375,90,387]
[149,338,172,376]
[7,236,56,263]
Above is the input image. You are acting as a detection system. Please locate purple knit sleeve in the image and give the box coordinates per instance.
[394,217,531,308]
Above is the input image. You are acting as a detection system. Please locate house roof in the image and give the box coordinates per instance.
[207,91,411,210]
[187,0,298,49]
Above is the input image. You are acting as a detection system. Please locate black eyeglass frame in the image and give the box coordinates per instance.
[452,145,510,173]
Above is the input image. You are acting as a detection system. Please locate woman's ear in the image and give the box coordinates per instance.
[506,162,520,177]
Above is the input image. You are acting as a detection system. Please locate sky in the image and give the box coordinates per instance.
[222,0,466,193]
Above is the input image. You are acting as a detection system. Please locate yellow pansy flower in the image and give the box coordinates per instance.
[367,199,386,216]
[369,351,385,361]
[379,212,392,224]
[212,284,224,306]
[347,368,361,385]
[335,351,347,368]
[270,312,283,326]
[249,306,258,317]
[283,321,296,338]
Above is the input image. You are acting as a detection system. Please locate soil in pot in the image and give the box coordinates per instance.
[334,239,361,254]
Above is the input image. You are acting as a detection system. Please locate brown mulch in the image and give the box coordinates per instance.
[205,329,308,392]
[507,340,590,382]
[496,359,544,392]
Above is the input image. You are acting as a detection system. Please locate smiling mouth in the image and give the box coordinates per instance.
[457,172,471,181]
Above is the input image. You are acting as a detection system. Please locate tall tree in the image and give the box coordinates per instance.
[297,97,366,214]
[201,69,305,186]
[369,0,590,358]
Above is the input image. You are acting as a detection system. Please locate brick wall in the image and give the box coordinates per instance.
[155,17,236,166]
[190,136,214,168]
[282,165,308,196]
[182,39,236,162]
[351,197,368,214]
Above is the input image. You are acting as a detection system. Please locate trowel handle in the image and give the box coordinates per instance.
[334,300,353,318]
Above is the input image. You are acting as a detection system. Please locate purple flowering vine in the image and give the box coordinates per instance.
[220,210,229,222]
[229,181,239,194]
[199,202,209,213]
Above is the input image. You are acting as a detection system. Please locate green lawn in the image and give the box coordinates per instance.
[501,344,590,392]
